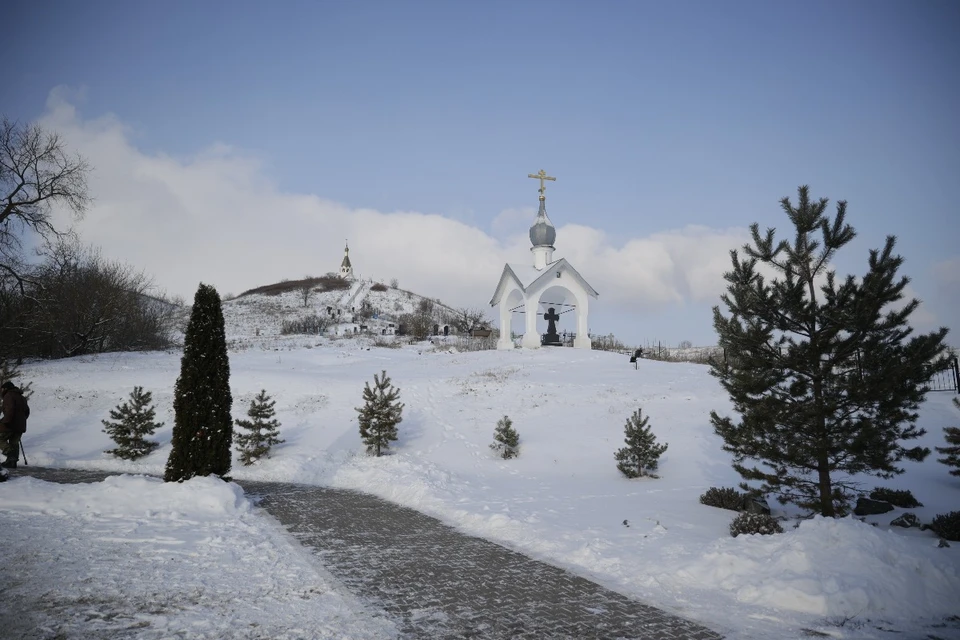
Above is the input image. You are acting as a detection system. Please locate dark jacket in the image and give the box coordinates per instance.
[0,386,28,433]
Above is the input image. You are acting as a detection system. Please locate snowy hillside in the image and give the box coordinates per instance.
[1,296,959,639]
[219,278,469,349]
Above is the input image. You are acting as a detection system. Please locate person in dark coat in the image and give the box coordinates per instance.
[0,381,29,468]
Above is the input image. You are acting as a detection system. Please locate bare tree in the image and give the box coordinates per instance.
[451,307,489,335]
[299,276,314,308]
[0,240,174,359]
[1,118,90,287]
[399,298,436,340]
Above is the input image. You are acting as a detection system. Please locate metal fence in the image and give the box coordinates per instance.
[927,356,960,393]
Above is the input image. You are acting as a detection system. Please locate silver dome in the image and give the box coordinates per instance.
[529,200,556,247]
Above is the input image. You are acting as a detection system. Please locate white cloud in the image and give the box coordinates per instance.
[37,91,746,334]
[491,206,536,237]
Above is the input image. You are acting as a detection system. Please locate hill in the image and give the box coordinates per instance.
[220,277,474,349]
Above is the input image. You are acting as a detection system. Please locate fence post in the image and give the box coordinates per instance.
[953,356,960,394]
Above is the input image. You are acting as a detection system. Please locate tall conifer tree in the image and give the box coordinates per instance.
[936,397,960,477]
[356,370,403,457]
[165,283,233,482]
[710,186,948,516]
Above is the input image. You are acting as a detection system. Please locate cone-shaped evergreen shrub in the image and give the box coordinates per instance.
[102,386,162,460]
[710,186,949,517]
[930,510,960,542]
[614,408,668,478]
[936,398,960,477]
[234,389,284,465]
[868,487,922,508]
[490,415,520,459]
[164,283,232,482]
[356,370,403,457]
[699,486,744,511]
[729,512,784,537]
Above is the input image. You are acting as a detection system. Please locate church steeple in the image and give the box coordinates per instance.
[527,170,557,270]
[339,241,354,280]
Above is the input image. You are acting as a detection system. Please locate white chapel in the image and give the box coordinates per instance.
[339,241,355,281]
[489,171,598,350]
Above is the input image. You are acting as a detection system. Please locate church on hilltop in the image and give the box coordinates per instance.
[339,241,355,281]
[490,170,598,349]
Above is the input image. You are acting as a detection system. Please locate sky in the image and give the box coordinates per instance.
[4,0,959,346]
[2,321,959,638]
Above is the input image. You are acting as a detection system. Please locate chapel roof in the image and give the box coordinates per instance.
[489,258,599,306]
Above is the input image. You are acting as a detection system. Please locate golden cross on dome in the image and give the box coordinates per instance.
[527,169,556,200]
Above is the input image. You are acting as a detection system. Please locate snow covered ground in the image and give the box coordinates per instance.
[1,332,959,639]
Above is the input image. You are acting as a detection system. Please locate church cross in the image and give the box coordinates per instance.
[527,169,556,199]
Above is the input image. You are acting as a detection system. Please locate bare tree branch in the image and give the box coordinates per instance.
[1,117,90,281]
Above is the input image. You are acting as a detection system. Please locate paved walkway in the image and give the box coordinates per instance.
[14,467,722,640]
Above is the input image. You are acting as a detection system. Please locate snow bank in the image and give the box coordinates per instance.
[672,516,960,619]
[0,474,250,518]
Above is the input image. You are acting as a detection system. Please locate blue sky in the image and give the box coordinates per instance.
[5,0,958,347]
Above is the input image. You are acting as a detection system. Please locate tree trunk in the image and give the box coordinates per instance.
[817,455,834,517]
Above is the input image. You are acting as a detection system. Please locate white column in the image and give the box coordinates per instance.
[573,295,592,349]
[521,295,541,349]
[496,298,514,350]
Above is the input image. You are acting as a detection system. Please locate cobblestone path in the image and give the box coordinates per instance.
[16,468,722,639]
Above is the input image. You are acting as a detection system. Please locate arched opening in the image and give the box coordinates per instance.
[536,285,577,346]
[502,288,525,341]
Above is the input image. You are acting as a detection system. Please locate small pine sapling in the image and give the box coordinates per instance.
[356,370,404,456]
[102,386,163,460]
[490,415,520,459]
[234,389,285,465]
[614,408,668,478]
[936,397,960,477]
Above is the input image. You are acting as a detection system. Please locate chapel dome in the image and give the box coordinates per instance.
[529,199,556,247]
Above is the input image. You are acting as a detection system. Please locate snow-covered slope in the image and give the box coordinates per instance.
[5,332,960,639]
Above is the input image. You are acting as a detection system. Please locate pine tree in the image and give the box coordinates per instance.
[234,389,284,465]
[356,370,403,457]
[936,397,960,477]
[614,408,668,478]
[710,186,949,517]
[164,283,233,482]
[490,415,520,459]
[0,359,32,398]
[102,386,162,460]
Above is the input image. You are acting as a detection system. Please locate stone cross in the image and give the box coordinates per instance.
[543,307,560,336]
[528,169,556,199]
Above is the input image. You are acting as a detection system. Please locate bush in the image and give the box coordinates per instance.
[356,370,403,457]
[869,487,922,508]
[370,282,388,292]
[700,487,744,511]
[490,415,520,459]
[371,336,401,349]
[929,511,960,542]
[729,512,784,537]
[614,408,667,478]
[102,386,162,460]
[281,314,329,335]
[234,389,284,465]
[591,333,627,353]
[240,275,350,297]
